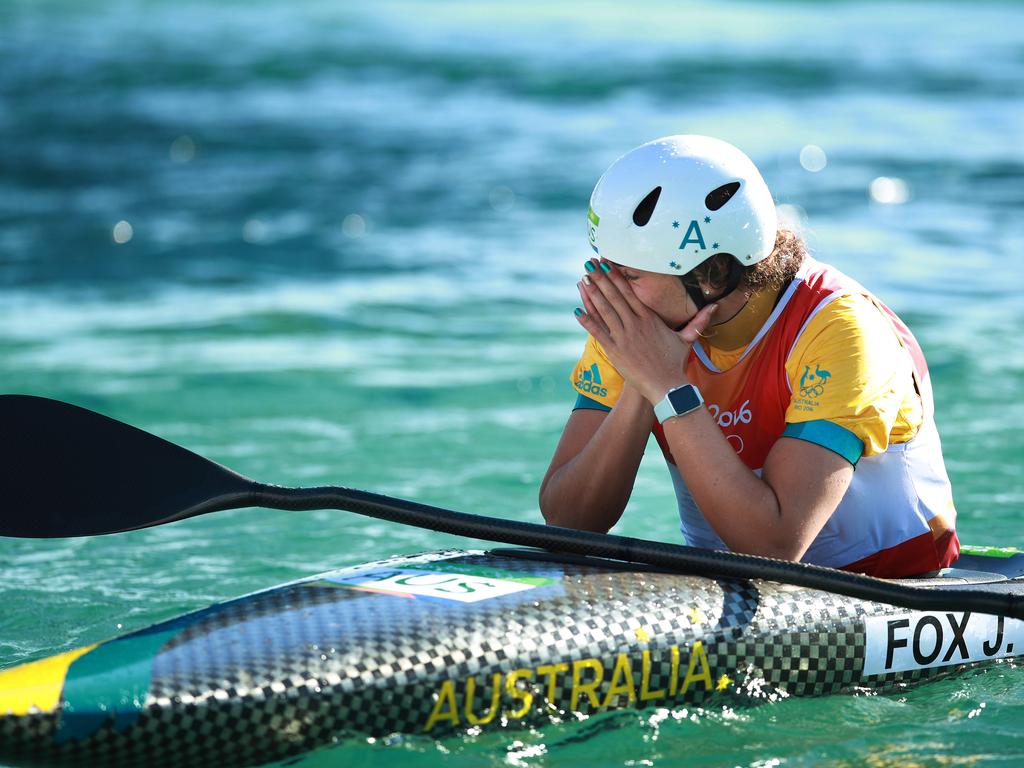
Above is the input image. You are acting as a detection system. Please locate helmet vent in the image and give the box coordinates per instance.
[632,186,662,226]
[705,181,741,211]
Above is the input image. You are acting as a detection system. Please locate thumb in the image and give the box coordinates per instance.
[678,303,718,345]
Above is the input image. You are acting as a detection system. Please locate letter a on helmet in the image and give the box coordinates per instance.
[587,135,778,275]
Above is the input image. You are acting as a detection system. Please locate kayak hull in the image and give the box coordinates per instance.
[2,548,1023,768]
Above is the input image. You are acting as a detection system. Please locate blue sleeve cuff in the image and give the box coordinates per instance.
[573,393,612,412]
[782,420,864,466]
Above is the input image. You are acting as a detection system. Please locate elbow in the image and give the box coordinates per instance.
[732,494,812,563]
[749,540,810,563]
[537,481,561,526]
[538,485,611,533]
[730,528,807,562]
[537,471,574,528]
[744,520,815,563]
[538,480,551,523]
[538,497,556,526]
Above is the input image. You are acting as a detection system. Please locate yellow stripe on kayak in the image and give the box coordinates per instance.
[0,645,99,716]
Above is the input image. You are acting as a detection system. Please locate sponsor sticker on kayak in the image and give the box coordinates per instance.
[322,563,558,603]
[863,611,1024,675]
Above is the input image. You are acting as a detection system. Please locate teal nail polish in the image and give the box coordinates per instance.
[574,307,584,317]
[584,261,596,273]
[599,262,612,273]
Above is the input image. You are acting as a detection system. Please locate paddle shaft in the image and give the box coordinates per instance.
[3,395,1022,621]
[254,483,1024,620]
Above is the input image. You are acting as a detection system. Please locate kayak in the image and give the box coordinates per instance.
[2,545,1024,768]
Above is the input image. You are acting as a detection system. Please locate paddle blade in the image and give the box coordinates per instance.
[1,395,258,537]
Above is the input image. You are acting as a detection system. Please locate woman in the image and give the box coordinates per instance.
[539,135,958,578]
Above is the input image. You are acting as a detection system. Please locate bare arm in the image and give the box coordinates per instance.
[663,413,853,560]
[538,384,653,532]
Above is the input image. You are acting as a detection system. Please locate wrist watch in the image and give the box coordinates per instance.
[654,383,704,424]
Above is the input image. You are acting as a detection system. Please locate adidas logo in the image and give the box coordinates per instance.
[577,363,608,397]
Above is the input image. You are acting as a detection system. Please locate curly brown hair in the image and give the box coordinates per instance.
[681,228,807,296]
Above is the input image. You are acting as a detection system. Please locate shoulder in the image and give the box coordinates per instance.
[803,292,894,340]
[571,334,623,409]
[788,292,908,381]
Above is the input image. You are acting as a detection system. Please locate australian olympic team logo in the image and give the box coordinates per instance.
[799,364,832,398]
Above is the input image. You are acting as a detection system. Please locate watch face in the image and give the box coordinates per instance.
[667,385,701,413]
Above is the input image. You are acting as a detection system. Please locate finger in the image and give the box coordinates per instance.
[577,281,611,338]
[678,303,719,345]
[574,306,614,350]
[596,260,647,317]
[589,261,640,320]
[580,277,625,336]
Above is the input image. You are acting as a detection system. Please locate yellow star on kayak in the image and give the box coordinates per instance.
[634,626,651,643]
[688,606,705,624]
[716,674,733,691]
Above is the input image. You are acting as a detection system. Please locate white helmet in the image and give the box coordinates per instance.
[587,135,777,276]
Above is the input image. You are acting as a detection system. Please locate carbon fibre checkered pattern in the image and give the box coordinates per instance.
[0,550,1004,767]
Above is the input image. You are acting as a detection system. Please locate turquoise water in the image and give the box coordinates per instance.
[2,0,1023,764]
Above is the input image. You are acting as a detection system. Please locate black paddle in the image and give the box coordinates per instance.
[3,394,1023,619]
